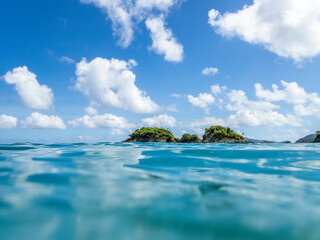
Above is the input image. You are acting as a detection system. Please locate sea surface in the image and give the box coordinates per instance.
[0,142,320,240]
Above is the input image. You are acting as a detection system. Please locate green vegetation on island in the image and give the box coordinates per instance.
[124,126,249,143]
[124,127,320,144]
[314,131,320,143]
[202,126,247,143]
[124,127,178,143]
[180,133,202,143]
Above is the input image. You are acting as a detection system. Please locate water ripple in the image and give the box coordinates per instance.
[0,143,320,240]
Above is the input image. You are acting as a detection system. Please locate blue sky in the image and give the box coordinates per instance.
[1,0,320,143]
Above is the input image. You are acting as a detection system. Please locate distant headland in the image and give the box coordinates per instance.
[296,131,320,143]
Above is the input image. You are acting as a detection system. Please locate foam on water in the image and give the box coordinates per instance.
[0,142,320,240]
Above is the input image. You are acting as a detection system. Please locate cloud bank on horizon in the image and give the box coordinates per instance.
[187,80,320,134]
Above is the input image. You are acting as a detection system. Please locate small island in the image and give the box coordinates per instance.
[180,133,202,143]
[202,126,248,143]
[124,127,179,143]
[124,126,249,143]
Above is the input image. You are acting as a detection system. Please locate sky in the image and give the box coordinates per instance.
[1,0,320,143]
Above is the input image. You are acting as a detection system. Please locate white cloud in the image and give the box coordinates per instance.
[227,109,300,127]
[227,89,279,112]
[209,0,320,62]
[188,81,306,129]
[190,116,226,133]
[211,84,222,95]
[69,114,135,129]
[0,114,18,129]
[171,93,182,98]
[59,56,75,64]
[80,0,183,61]
[75,57,159,113]
[255,80,313,104]
[167,105,178,112]
[80,0,134,48]
[136,0,176,10]
[202,67,219,76]
[85,106,98,116]
[110,128,127,135]
[141,114,176,127]
[21,112,66,129]
[255,80,320,118]
[294,103,320,118]
[190,110,300,129]
[3,66,54,110]
[226,88,301,127]
[294,94,320,118]
[146,16,183,62]
[188,93,215,113]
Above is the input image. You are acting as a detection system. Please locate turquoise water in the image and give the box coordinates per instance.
[1,143,320,240]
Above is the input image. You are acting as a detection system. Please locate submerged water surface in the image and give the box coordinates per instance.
[0,142,320,240]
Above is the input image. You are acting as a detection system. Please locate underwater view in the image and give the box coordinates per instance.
[1,142,320,240]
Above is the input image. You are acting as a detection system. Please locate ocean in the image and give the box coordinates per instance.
[0,142,320,240]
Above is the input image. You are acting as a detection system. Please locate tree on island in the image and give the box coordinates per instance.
[124,127,179,143]
[203,126,248,143]
[180,133,202,143]
[124,126,249,143]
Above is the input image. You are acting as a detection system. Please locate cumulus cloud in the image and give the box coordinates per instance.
[211,84,223,95]
[3,66,54,110]
[189,116,226,135]
[85,106,98,116]
[188,81,307,130]
[227,89,279,112]
[75,57,159,113]
[141,114,176,127]
[255,80,320,118]
[188,93,215,113]
[69,114,135,129]
[255,80,313,104]
[0,114,18,129]
[80,0,184,61]
[227,109,299,127]
[294,102,320,118]
[136,0,176,10]
[209,0,320,62]
[80,0,134,47]
[21,112,66,129]
[146,16,183,62]
[202,67,219,76]
[225,88,301,127]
